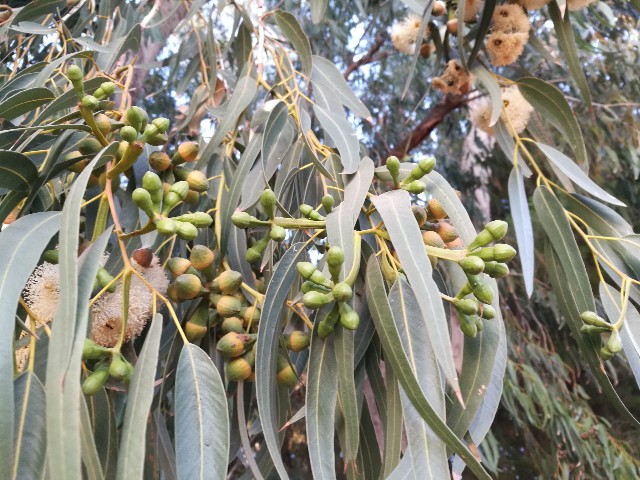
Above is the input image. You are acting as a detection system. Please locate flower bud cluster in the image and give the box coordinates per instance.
[81,343,135,395]
[579,311,621,361]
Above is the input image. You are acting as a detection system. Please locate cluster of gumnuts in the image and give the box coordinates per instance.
[579,311,623,361]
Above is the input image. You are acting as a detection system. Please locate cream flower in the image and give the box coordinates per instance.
[469,86,533,135]
[23,261,60,324]
[462,0,485,22]
[432,60,475,95]
[519,0,551,10]
[391,14,423,55]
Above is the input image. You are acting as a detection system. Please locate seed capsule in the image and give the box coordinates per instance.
[220,316,245,334]
[412,205,428,226]
[216,270,243,294]
[285,331,311,352]
[168,257,191,276]
[217,332,247,357]
[427,198,447,220]
[175,141,199,164]
[422,231,446,248]
[242,305,261,328]
[190,245,215,270]
[174,273,203,300]
[82,367,110,396]
[149,151,171,171]
[216,295,243,317]
[276,355,298,388]
[436,222,459,243]
[225,356,253,381]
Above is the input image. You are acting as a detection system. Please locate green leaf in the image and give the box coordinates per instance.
[175,344,229,480]
[80,396,105,480]
[517,76,588,166]
[370,190,460,396]
[306,326,338,479]
[472,65,502,126]
[357,401,382,480]
[97,24,142,71]
[535,142,624,206]
[87,389,118,478]
[381,361,403,477]
[13,0,65,24]
[311,0,328,24]
[45,146,115,480]
[311,56,371,120]
[255,243,308,480]
[0,150,38,192]
[494,120,532,177]
[116,316,163,480]
[468,0,496,65]
[508,166,534,296]
[548,0,592,106]
[12,373,47,480]
[341,156,374,225]
[313,102,361,174]
[274,11,312,75]
[389,278,449,479]
[0,87,54,120]
[401,8,431,98]
[365,256,491,479]
[10,22,56,34]
[535,186,640,426]
[0,211,60,471]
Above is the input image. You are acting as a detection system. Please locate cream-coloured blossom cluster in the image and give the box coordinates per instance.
[518,0,551,10]
[461,0,485,22]
[391,14,424,55]
[469,86,534,135]
[432,60,475,95]
[486,4,531,67]
[17,250,168,370]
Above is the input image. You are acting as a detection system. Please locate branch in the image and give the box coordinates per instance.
[344,34,386,80]
[387,94,465,158]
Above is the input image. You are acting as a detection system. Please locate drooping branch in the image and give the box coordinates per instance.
[387,94,464,158]
[344,34,387,80]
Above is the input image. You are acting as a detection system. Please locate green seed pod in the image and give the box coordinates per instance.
[226,356,253,381]
[176,221,198,241]
[332,282,352,302]
[78,137,103,155]
[303,291,332,309]
[418,156,436,175]
[152,117,170,133]
[82,339,111,360]
[96,267,116,293]
[459,256,485,275]
[217,332,247,357]
[309,269,329,287]
[486,220,508,241]
[285,331,311,352]
[132,188,155,217]
[109,355,131,381]
[297,262,316,279]
[607,330,623,354]
[64,151,86,173]
[161,192,181,216]
[481,305,496,320]
[483,261,509,279]
[185,170,208,193]
[473,284,494,305]
[474,316,484,332]
[412,205,428,227]
[216,270,243,294]
[580,311,612,329]
[93,81,116,100]
[321,194,335,213]
[82,367,109,396]
[422,231,446,249]
[580,325,612,335]
[125,106,149,133]
[216,295,243,317]
[155,218,178,235]
[242,305,261,328]
[185,303,210,342]
[67,65,85,96]
[327,246,344,267]
[317,320,335,338]
[231,212,255,228]
[149,151,171,171]
[94,113,112,136]
[403,180,426,194]
[459,314,478,338]
[301,281,330,294]
[339,304,360,330]
[600,346,614,361]
[168,257,191,276]
[260,189,277,219]
[436,222,458,243]
[245,247,262,264]
[81,95,99,110]
[454,298,478,316]
[427,198,446,220]
[174,273,203,300]
[299,204,323,220]
[220,316,245,334]
[189,245,214,271]
[386,156,401,184]
[492,244,517,263]
[142,170,162,192]
[169,181,190,201]
[276,355,298,388]
[176,212,213,228]
[270,225,286,242]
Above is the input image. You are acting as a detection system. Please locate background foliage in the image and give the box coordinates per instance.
[1,0,640,478]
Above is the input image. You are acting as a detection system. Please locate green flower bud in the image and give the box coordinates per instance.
[93,81,116,100]
[156,218,178,235]
[327,246,345,267]
[600,346,614,361]
[168,257,191,276]
[125,106,149,133]
[436,222,458,243]
[217,332,247,357]
[309,269,329,287]
[81,95,99,110]
[174,273,203,301]
[270,225,286,242]
[454,298,478,316]
[186,170,208,193]
[231,212,255,229]
[245,248,262,264]
[422,231,446,248]
[466,230,495,252]
[580,325,611,334]
[473,284,494,305]
[339,303,360,330]
[109,355,132,381]
[152,117,170,133]
[459,314,478,338]
[486,220,508,241]
[78,137,103,155]
[141,171,162,192]
[242,305,261,328]
[332,282,352,302]
[386,156,401,184]
[493,244,517,263]
[427,198,447,220]
[67,65,85,96]
[172,141,199,164]
[459,256,485,275]
[82,339,111,360]
[216,295,243,317]
[481,305,496,320]
[185,303,210,342]
[94,113,112,136]
[285,331,311,352]
[175,212,213,228]
[176,221,198,241]
[412,205,428,227]
[96,267,116,293]
[418,156,436,175]
[483,261,509,279]
[299,204,324,220]
[220,316,245,334]
[190,245,214,270]
[64,151,86,173]
[260,189,277,219]
[580,311,612,329]
[148,151,171,171]
[301,281,330,294]
[303,291,331,309]
[607,330,623,354]
[403,180,426,194]
[474,316,484,332]
[169,181,190,200]
[317,320,336,338]
[82,367,109,396]
[216,270,243,294]
[321,194,335,213]
[132,188,155,217]
[225,356,253,381]
[297,262,317,279]
[276,357,298,388]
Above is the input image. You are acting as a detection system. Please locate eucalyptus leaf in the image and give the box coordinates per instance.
[0,87,55,120]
